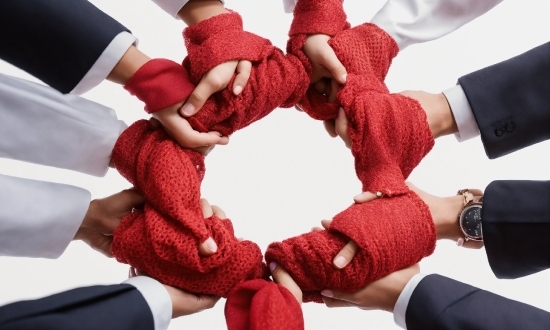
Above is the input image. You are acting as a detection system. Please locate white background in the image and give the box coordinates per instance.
[0,0,548,329]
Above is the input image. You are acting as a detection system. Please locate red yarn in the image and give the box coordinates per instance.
[124,59,195,113]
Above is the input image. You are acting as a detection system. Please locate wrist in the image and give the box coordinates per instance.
[107,46,151,85]
[434,195,463,242]
[178,0,228,26]
[430,93,458,138]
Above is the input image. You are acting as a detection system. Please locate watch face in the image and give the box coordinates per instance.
[460,205,483,239]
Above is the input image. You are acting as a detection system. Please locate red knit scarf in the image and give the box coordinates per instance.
[114,1,435,328]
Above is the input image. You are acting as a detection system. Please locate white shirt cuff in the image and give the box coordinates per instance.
[283,0,298,13]
[152,0,225,18]
[124,276,172,330]
[71,31,137,95]
[0,174,89,258]
[442,85,480,142]
[393,273,427,329]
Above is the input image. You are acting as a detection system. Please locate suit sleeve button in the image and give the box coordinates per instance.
[495,127,505,136]
[506,122,515,132]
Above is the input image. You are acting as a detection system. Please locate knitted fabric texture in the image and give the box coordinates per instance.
[124,59,195,113]
[265,0,437,303]
[111,120,266,297]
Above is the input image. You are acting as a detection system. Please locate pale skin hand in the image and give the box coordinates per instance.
[129,268,220,318]
[320,264,420,312]
[106,45,227,153]
[74,189,145,257]
[269,262,303,305]
[326,182,484,267]
[177,0,253,117]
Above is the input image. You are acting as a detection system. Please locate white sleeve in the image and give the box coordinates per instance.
[0,74,127,177]
[393,273,427,329]
[442,84,480,142]
[152,0,225,18]
[371,0,504,50]
[283,0,298,13]
[71,31,137,95]
[0,174,89,258]
[124,276,172,330]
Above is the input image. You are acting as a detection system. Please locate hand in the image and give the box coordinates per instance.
[310,192,379,269]
[303,34,347,86]
[179,60,252,117]
[148,116,226,156]
[320,264,420,312]
[196,198,227,256]
[399,90,458,138]
[74,189,145,257]
[323,107,351,146]
[270,262,302,305]
[129,268,220,318]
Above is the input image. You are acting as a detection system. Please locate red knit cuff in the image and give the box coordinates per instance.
[183,11,271,81]
[124,59,195,113]
[289,0,349,37]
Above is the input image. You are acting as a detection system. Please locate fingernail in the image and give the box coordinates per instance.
[320,290,333,298]
[206,238,218,252]
[181,104,195,116]
[456,238,464,247]
[233,85,243,95]
[340,74,347,83]
[353,194,363,200]
[269,262,277,272]
[334,256,347,268]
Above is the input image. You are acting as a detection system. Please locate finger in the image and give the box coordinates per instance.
[194,294,221,310]
[89,234,114,258]
[232,60,252,95]
[149,117,161,129]
[155,112,225,148]
[335,107,351,148]
[314,79,328,94]
[200,198,214,218]
[327,78,340,103]
[320,289,354,303]
[353,191,378,204]
[180,81,217,116]
[204,145,216,156]
[129,267,138,278]
[198,237,218,256]
[320,219,333,230]
[211,205,226,219]
[319,45,347,84]
[310,226,324,232]
[270,262,302,304]
[121,188,146,208]
[333,240,359,269]
[324,119,337,137]
[321,296,355,308]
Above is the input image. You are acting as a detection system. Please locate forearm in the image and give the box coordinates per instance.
[177,0,227,26]
[0,174,89,258]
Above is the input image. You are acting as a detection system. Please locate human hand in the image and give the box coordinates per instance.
[303,34,347,86]
[399,90,458,139]
[74,189,145,257]
[195,198,228,256]
[179,60,252,116]
[270,262,303,305]
[323,107,351,146]
[129,268,220,318]
[320,264,420,312]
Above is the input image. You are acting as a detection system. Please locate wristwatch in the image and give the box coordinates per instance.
[457,189,484,242]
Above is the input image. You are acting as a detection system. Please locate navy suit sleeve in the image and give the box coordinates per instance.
[406,274,550,330]
[0,284,154,330]
[482,180,550,279]
[0,0,131,93]
[458,42,550,159]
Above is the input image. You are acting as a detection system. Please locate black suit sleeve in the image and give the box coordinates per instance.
[0,284,154,330]
[0,0,131,93]
[482,180,550,279]
[406,274,550,330]
[458,42,550,159]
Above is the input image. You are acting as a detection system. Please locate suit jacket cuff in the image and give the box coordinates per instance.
[393,273,427,329]
[0,175,89,258]
[124,276,172,330]
[72,32,137,95]
[442,84,480,142]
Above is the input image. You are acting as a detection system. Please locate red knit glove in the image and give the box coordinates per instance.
[266,192,436,303]
[124,59,195,113]
[225,279,304,330]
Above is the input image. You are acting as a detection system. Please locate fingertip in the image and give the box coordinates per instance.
[269,261,277,272]
[180,103,196,117]
[320,289,333,298]
[339,73,347,84]
[233,85,243,95]
[333,256,348,269]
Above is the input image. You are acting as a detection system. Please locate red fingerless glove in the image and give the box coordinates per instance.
[124,59,195,113]
[183,11,272,82]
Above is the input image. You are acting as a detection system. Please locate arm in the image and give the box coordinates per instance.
[483,180,550,279]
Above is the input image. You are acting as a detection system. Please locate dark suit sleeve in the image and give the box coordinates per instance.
[0,0,131,93]
[406,274,550,330]
[458,42,550,159]
[482,180,550,279]
[0,284,154,330]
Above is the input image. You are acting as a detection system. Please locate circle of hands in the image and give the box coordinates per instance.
[74,12,486,322]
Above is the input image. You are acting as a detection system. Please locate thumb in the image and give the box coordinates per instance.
[180,81,214,117]
[353,191,379,203]
[121,189,146,208]
[198,237,218,256]
[320,46,347,84]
